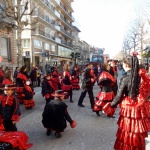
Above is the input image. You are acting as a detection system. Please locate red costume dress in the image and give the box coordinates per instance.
[16,72,28,104]
[105,69,150,150]
[61,71,72,99]
[93,71,116,116]
[51,70,61,91]
[23,84,35,109]
[0,131,32,150]
[71,69,80,90]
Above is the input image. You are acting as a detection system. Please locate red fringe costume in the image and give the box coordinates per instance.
[93,71,116,116]
[16,73,28,104]
[51,70,61,91]
[0,131,32,150]
[61,71,72,99]
[23,85,35,109]
[105,69,150,150]
[71,70,80,90]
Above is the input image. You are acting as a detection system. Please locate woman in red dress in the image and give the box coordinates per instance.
[71,66,80,90]
[93,63,117,116]
[16,65,29,104]
[2,70,14,86]
[61,64,73,103]
[104,54,150,150]
[50,66,61,91]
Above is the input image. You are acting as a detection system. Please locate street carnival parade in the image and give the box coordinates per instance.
[0,0,150,150]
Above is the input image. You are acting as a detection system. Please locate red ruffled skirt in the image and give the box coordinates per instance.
[72,78,80,90]
[61,84,72,99]
[93,91,115,116]
[114,97,150,150]
[0,131,32,150]
[24,99,35,109]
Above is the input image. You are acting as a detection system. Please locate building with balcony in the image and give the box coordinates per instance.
[0,0,17,68]
[21,0,75,70]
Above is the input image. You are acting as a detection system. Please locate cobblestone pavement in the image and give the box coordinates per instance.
[17,70,150,150]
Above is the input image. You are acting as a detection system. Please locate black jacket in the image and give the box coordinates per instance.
[42,98,72,131]
[81,67,93,90]
[41,79,54,97]
[111,70,132,107]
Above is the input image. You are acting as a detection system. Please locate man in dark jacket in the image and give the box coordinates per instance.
[42,90,77,138]
[78,63,96,109]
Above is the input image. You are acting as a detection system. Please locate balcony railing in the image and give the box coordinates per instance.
[60,2,75,21]
[40,0,72,28]
[32,11,56,27]
[32,12,73,39]
[60,27,73,38]
[35,30,72,48]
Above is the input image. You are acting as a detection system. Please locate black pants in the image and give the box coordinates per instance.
[3,120,17,131]
[37,77,41,86]
[78,89,94,109]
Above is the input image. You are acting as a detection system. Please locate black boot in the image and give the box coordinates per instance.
[55,132,61,138]
[46,129,51,136]
[70,100,74,103]
[96,111,100,116]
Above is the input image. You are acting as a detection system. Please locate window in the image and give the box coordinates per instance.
[45,43,50,50]
[0,37,7,56]
[34,39,42,47]
[51,45,56,52]
[22,39,30,48]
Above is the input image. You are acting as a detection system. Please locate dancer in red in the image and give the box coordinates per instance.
[61,64,73,103]
[23,80,35,109]
[104,54,150,150]
[16,65,29,104]
[71,66,80,90]
[50,67,61,91]
[93,63,117,116]
[2,70,14,86]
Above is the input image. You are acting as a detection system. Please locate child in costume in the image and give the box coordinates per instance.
[23,80,35,109]
[42,90,77,138]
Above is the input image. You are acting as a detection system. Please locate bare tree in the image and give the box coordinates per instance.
[0,0,38,67]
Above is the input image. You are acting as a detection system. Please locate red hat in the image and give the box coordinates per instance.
[52,90,68,97]
[0,84,17,90]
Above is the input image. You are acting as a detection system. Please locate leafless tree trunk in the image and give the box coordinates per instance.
[0,0,37,67]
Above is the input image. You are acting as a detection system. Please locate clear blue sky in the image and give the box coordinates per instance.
[72,0,150,58]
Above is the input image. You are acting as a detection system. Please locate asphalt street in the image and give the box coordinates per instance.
[17,70,150,150]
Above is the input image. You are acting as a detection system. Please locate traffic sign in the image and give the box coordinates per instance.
[25,51,30,58]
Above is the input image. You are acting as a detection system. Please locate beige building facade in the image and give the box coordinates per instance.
[21,0,74,70]
[0,0,17,68]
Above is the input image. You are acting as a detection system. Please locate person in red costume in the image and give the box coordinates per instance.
[2,70,14,86]
[71,66,80,90]
[61,64,73,103]
[0,66,6,95]
[104,54,150,150]
[41,73,55,105]
[42,90,77,138]
[23,80,35,109]
[78,62,96,109]
[16,65,29,104]
[50,66,61,91]
[93,63,117,116]
[0,84,20,131]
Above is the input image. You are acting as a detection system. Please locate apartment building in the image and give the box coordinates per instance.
[0,0,17,68]
[21,0,74,69]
